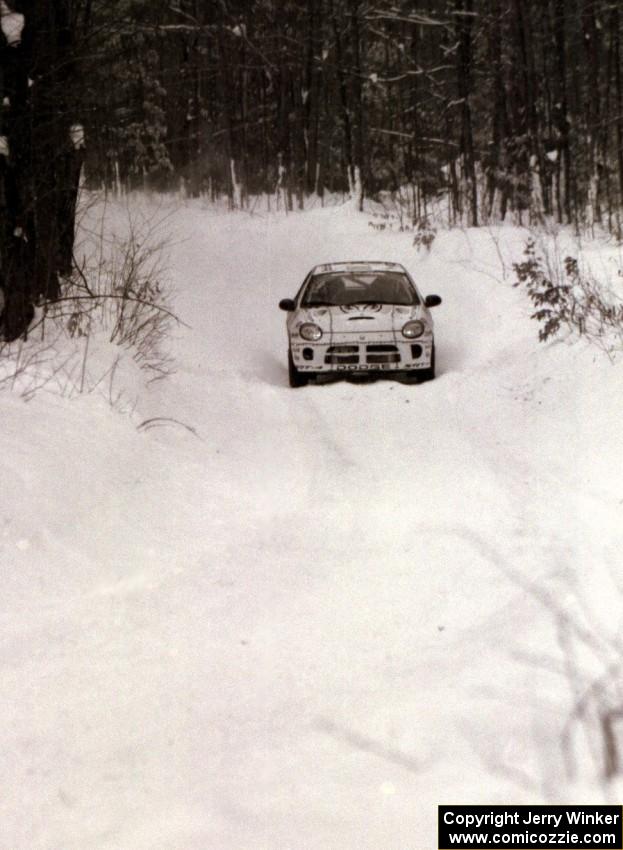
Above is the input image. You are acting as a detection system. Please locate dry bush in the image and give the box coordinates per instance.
[64,224,176,380]
[0,202,178,404]
[514,238,623,356]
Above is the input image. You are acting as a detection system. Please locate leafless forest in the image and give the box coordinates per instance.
[2,1,623,337]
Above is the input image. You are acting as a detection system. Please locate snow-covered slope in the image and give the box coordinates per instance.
[2,199,622,849]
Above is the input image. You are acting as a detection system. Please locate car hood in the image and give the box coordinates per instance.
[303,303,419,334]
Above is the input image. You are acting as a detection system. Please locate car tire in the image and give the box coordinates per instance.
[288,350,309,387]
[417,344,436,382]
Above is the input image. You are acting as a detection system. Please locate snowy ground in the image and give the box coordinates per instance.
[2,198,623,849]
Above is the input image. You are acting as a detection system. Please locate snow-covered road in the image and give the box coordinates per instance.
[2,200,622,849]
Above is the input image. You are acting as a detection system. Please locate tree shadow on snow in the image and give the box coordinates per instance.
[314,717,423,773]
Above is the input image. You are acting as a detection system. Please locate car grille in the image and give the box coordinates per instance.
[325,345,359,364]
[366,344,400,364]
[325,344,401,366]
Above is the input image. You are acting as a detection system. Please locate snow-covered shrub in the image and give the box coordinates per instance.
[513,239,623,354]
[413,218,436,252]
[0,209,176,404]
[66,231,175,378]
[375,186,416,231]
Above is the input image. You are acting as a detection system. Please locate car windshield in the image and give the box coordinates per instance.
[302,271,418,307]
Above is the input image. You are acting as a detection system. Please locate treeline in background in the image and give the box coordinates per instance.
[82,0,623,233]
[1,0,623,335]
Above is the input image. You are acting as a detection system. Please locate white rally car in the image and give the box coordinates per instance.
[279,261,442,387]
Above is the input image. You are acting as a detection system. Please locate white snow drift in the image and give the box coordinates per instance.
[1,197,622,849]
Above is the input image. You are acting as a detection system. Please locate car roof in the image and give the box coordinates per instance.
[310,261,408,274]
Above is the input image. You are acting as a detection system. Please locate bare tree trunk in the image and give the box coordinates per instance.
[216,16,239,208]
[0,2,31,338]
[487,0,510,220]
[0,0,85,340]
[304,0,320,195]
[552,0,571,222]
[348,0,365,210]
[581,0,602,225]
[456,0,478,226]
[513,0,545,222]
[32,0,80,300]
[330,0,354,194]
[614,8,623,231]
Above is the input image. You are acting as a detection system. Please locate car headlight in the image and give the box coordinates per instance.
[401,320,425,339]
[299,323,323,341]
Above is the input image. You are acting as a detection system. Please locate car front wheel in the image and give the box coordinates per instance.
[417,344,436,382]
[288,350,309,387]
[403,344,435,383]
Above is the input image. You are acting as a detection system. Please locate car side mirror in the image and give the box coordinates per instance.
[425,294,442,308]
[279,298,296,311]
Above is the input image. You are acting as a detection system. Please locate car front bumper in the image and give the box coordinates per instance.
[290,335,433,373]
